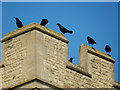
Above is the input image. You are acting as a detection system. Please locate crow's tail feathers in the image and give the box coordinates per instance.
[68,30,73,34]
[95,42,96,44]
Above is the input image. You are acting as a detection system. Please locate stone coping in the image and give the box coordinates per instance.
[5,78,62,89]
[3,77,120,89]
[0,22,69,43]
[66,61,92,78]
[81,44,115,63]
[113,81,120,89]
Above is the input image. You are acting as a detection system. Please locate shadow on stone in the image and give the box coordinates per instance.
[107,54,111,57]
[30,87,41,90]
[92,47,96,51]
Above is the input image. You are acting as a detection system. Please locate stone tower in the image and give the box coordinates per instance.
[0,22,120,89]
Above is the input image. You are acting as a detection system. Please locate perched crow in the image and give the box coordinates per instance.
[40,19,48,26]
[105,45,111,54]
[69,57,74,63]
[87,36,96,48]
[57,24,73,34]
[14,17,23,28]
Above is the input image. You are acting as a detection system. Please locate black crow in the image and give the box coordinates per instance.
[87,36,96,48]
[14,17,23,28]
[69,57,74,63]
[57,24,73,34]
[40,19,48,26]
[105,45,111,54]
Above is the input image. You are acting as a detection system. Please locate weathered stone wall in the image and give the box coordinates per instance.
[16,80,57,89]
[0,62,2,90]
[35,30,68,87]
[88,53,114,87]
[42,44,115,88]
[0,22,119,89]
[1,30,36,88]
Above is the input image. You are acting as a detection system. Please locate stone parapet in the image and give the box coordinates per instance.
[0,22,119,89]
[1,22,69,44]
[0,22,68,89]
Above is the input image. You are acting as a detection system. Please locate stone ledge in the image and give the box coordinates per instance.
[81,44,115,63]
[1,22,69,43]
[113,81,120,89]
[4,78,63,90]
[66,62,92,78]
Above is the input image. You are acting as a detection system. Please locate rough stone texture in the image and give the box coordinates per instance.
[0,62,2,90]
[1,30,36,88]
[113,81,120,89]
[14,80,58,89]
[0,22,119,89]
